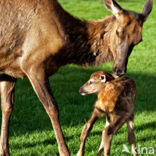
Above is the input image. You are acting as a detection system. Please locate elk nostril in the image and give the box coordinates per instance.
[113,67,118,75]
[113,67,125,76]
[117,69,125,76]
[115,67,118,73]
[113,66,116,72]
[117,68,122,74]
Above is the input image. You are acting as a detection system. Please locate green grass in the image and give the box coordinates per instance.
[2,0,156,155]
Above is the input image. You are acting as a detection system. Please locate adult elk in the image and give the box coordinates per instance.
[0,0,153,155]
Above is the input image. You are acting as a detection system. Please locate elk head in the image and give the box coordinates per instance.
[79,71,114,95]
[104,0,153,76]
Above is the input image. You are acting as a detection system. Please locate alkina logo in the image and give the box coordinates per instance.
[122,144,155,155]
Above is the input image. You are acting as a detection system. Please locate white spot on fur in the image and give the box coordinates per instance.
[93,52,97,56]
[99,100,104,109]
[105,120,110,127]
[128,120,134,132]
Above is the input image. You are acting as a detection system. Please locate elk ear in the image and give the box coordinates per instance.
[104,0,123,17]
[142,0,153,21]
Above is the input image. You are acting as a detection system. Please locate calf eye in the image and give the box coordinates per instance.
[89,80,93,85]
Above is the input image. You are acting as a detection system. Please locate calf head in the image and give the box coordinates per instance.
[104,0,153,76]
[79,71,114,95]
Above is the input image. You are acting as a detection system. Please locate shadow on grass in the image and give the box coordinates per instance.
[11,121,156,151]
[0,65,155,137]
[136,121,156,131]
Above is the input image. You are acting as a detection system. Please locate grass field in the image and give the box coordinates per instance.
[1,0,156,155]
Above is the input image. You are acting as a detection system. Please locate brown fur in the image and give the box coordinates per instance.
[78,71,137,156]
[0,0,153,155]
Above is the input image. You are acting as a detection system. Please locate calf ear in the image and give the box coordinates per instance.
[104,0,123,17]
[142,0,153,21]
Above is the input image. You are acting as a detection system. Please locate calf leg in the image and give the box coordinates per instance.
[97,113,130,156]
[97,115,110,156]
[0,78,16,156]
[77,108,104,156]
[22,67,69,156]
[127,114,138,156]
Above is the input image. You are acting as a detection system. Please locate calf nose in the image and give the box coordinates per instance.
[79,87,87,96]
[79,87,83,94]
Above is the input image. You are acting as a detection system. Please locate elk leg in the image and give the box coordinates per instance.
[97,113,129,156]
[0,79,16,156]
[23,67,69,156]
[77,108,104,156]
[127,114,138,156]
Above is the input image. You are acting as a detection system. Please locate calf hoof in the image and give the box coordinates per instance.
[77,150,84,156]
[0,149,10,156]
[59,151,70,156]
[0,152,10,156]
[97,149,103,156]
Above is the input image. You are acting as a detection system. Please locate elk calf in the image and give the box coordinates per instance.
[77,71,137,156]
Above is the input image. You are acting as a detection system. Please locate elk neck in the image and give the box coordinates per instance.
[64,17,116,66]
[52,0,115,66]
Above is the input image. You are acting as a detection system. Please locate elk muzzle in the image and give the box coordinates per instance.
[112,42,134,77]
[113,66,126,77]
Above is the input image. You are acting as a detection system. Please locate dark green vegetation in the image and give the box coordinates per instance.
[1,0,156,155]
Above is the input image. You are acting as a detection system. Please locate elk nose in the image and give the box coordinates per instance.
[113,67,125,77]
